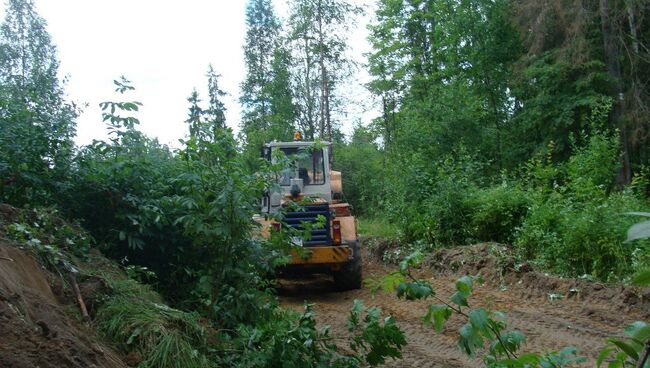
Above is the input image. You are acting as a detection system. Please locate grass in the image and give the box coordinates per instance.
[357,217,400,239]
[94,269,216,368]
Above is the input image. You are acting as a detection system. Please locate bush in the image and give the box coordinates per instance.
[513,129,650,280]
[386,151,482,245]
[470,183,531,244]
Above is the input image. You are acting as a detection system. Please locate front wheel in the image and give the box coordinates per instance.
[333,241,362,291]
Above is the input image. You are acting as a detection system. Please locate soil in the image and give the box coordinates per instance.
[278,240,650,367]
[0,240,126,368]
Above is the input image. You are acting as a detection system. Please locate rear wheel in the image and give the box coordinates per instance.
[333,241,362,291]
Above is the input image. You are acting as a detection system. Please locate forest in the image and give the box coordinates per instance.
[0,0,649,367]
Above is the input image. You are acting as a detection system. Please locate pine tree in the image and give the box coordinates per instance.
[186,88,203,139]
[184,66,228,144]
[205,65,227,131]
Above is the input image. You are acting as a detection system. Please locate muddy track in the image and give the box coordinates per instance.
[278,245,648,367]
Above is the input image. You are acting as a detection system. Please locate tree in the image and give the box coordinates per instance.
[367,0,519,170]
[267,45,297,140]
[288,0,362,140]
[240,0,295,146]
[0,0,77,205]
[185,88,203,139]
[184,66,228,144]
[205,65,227,131]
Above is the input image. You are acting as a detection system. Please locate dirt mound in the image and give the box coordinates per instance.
[0,241,126,368]
[424,243,650,320]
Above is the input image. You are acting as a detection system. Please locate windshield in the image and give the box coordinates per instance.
[278,147,325,186]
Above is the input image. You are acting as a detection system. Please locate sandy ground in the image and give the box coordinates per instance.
[278,243,649,367]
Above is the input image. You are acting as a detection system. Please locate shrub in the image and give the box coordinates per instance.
[516,190,650,280]
[470,183,531,244]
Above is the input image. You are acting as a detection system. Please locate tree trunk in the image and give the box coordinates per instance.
[599,0,631,184]
[317,0,328,139]
[626,0,639,54]
[304,35,315,140]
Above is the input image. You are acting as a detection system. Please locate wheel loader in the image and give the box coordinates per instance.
[254,134,361,290]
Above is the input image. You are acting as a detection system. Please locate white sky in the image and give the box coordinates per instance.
[0,0,376,147]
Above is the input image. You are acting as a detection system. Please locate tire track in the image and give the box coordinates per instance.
[278,248,644,367]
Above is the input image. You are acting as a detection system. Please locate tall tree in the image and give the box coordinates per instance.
[0,0,76,205]
[185,88,203,139]
[205,65,227,131]
[267,45,297,140]
[240,0,295,147]
[288,0,362,140]
[367,0,519,169]
[184,66,227,144]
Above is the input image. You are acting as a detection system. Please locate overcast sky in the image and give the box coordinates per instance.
[0,0,375,147]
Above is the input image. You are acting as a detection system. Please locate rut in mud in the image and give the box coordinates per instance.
[278,241,650,367]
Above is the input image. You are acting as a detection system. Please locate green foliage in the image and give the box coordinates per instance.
[515,190,650,279]
[232,302,405,367]
[597,321,650,368]
[333,125,385,216]
[384,150,483,245]
[470,183,531,244]
[4,207,91,272]
[348,300,406,366]
[287,0,363,140]
[514,130,650,280]
[357,217,400,239]
[0,0,77,207]
[626,212,650,243]
[240,0,295,160]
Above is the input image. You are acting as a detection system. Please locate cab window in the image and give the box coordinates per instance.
[278,147,325,186]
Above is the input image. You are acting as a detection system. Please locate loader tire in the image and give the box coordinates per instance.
[333,241,362,291]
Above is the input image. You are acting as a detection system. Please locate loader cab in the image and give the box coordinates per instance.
[261,140,333,214]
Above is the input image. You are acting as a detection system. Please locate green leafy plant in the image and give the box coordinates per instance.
[233,301,405,368]
[597,321,650,368]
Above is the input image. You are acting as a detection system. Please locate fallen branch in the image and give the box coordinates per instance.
[69,274,91,323]
[0,256,14,262]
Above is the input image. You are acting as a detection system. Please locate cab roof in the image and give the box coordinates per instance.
[264,141,332,148]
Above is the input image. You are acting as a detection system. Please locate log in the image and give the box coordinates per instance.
[70,274,90,323]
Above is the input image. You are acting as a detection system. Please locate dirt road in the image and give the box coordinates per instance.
[278,243,649,367]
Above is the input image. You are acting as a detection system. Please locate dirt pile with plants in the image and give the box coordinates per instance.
[423,242,650,320]
[0,204,221,368]
[0,207,126,368]
[279,238,650,367]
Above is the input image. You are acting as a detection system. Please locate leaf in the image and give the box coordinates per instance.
[456,275,474,294]
[423,305,452,332]
[126,327,142,345]
[458,323,483,355]
[450,291,469,307]
[596,347,615,367]
[468,308,489,330]
[626,220,650,242]
[609,339,639,361]
[399,251,424,273]
[396,280,434,300]
[624,321,648,337]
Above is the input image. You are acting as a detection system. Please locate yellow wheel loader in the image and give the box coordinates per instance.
[254,136,361,290]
